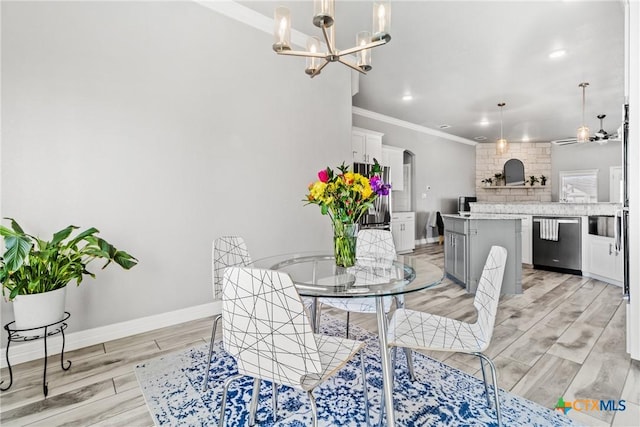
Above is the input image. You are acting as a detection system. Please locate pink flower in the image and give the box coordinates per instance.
[318,169,329,183]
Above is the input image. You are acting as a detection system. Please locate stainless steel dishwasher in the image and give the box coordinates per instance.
[532,216,582,274]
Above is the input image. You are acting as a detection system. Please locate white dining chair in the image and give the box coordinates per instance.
[202,236,252,391]
[387,245,508,427]
[320,229,397,338]
[219,267,370,427]
[320,229,416,380]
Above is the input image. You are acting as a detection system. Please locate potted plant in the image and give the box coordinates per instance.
[493,172,504,186]
[0,218,137,329]
[481,178,493,187]
[540,175,547,186]
[528,175,539,186]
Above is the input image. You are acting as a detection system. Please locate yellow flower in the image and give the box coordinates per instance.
[361,185,373,199]
[343,172,355,185]
[310,181,327,200]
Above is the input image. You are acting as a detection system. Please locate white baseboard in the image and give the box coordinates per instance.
[0,301,222,368]
[582,272,623,287]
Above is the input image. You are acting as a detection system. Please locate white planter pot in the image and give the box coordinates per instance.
[12,287,67,330]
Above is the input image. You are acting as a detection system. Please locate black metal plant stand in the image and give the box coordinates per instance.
[1,312,72,397]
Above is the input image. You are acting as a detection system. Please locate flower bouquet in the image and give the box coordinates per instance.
[304,160,390,267]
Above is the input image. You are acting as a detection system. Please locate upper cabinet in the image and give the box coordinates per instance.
[382,145,404,190]
[352,127,383,164]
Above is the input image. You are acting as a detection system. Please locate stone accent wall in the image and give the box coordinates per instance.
[476,142,552,202]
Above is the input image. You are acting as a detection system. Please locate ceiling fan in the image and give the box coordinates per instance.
[551,114,621,146]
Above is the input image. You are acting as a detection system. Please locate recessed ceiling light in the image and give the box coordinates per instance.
[402,94,413,101]
[474,136,487,141]
[479,118,489,126]
[438,124,451,129]
[549,49,566,59]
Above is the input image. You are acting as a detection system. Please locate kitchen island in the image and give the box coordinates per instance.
[469,202,624,286]
[442,214,522,294]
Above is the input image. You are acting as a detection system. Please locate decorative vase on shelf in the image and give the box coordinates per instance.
[333,222,358,268]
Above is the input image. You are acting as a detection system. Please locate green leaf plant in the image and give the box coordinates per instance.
[0,218,138,301]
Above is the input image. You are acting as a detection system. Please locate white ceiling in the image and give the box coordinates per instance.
[240,1,626,144]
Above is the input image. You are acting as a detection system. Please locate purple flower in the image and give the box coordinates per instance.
[370,176,391,196]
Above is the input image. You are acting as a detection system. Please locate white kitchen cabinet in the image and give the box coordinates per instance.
[444,230,467,284]
[382,145,404,190]
[352,127,383,164]
[391,212,415,254]
[585,234,623,285]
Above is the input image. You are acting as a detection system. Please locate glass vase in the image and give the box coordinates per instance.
[333,222,358,268]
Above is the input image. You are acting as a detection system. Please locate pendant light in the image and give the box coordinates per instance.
[496,102,509,155]
[577,82,590,143]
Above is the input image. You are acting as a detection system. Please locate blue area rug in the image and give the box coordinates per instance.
[135,315,575,426]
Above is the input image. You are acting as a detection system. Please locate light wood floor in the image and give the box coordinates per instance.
[1,244,638,426]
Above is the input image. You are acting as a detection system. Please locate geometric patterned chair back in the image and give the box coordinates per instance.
[222,267,322,390]
[473,245,507,344]
[356,229,396,267]
[212,236,253,300]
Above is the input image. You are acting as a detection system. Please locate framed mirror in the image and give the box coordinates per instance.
[504,158,525,186]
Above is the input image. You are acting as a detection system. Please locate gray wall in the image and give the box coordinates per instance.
[1,2,354,343]
[352,116,476,240]
[551,141,622,202]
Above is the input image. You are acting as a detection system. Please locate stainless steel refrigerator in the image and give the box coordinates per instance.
[353,162,391,230]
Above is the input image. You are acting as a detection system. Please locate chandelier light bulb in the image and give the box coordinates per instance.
[373,1,391,42]
[272,7,292,52]
[356,31,372,72]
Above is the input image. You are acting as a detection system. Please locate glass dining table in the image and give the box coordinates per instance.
[251,252,444,426]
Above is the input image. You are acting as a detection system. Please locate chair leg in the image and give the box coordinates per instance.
[404,348,416,382]
[477,354,491,407]
[202,314,222,391]
[346,312,350,338]
[218,374,242,427]
[360,350,371,427]
[307,390,318,427]
[313,298,322,334]
[272,382,278,423]
[248,378,261,426]
[475,353,502,427]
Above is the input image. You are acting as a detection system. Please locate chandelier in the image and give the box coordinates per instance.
[577,82,590,143]
[272,0,391,78]
[496,102,509,155]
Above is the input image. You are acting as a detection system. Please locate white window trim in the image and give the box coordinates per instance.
[559,169,599,203]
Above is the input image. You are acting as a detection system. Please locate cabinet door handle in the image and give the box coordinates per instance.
[609,243,612,255]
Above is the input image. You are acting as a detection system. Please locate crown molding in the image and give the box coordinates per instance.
[352,107,477,146]
[194,1,313,51]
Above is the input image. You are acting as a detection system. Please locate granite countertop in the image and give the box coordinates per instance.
[443,213,524,220]
[470,202,621,216]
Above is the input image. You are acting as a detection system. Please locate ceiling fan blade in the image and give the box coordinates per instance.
[595,129,609,139]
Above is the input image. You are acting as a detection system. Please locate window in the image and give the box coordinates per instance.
[559,169,598,203]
